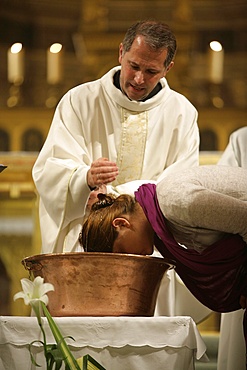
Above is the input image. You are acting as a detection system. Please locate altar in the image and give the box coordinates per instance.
[0,315,207,370]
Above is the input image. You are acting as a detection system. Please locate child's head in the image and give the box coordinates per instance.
[79,193,136,253]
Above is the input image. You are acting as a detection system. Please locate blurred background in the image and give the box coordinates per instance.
[0,0,246,321]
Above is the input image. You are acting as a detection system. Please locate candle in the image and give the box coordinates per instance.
[47,43,63,84]
[208,41,224,84]
[7,43,24,84]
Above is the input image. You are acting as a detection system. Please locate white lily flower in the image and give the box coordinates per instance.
[13,276,82,370]
[14,276,54,307]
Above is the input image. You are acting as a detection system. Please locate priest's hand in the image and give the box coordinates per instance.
[87,157,118,189]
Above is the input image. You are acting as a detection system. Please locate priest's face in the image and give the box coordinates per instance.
[118,35,173,101]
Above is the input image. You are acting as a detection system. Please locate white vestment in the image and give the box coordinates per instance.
[33,66,199,254]
[217,126,247,370]
[33,66,212,323]
[218,126,247,168]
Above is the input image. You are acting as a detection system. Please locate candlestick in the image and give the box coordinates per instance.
[47,43,63,85]
[7,43,24,84]
[208,41,224,84]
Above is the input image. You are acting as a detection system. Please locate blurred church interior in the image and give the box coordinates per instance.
[0,0,246,335]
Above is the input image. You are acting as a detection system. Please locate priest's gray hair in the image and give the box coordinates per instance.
[122,20,177,68]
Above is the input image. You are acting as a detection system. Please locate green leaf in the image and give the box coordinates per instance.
[41,303,80,370]
[28,341,44,367]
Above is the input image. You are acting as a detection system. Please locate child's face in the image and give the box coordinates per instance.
[112,216,154,256]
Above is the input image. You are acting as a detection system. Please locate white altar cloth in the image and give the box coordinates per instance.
[0,315,207,370]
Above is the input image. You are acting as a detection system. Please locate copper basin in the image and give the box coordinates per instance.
[22,252,175,317]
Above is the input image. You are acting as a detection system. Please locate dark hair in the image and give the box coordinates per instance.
[122,20,177,68]
[79,193,136,253]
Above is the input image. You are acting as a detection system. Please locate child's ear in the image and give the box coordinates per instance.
[112,217,130,230]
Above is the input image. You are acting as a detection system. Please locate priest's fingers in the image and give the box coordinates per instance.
[87,158,118,188]
[97,167,119,184]
[91,157,116,168]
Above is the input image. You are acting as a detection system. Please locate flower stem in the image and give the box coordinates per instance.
[41,303,80,370]
[32,302,49,370]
